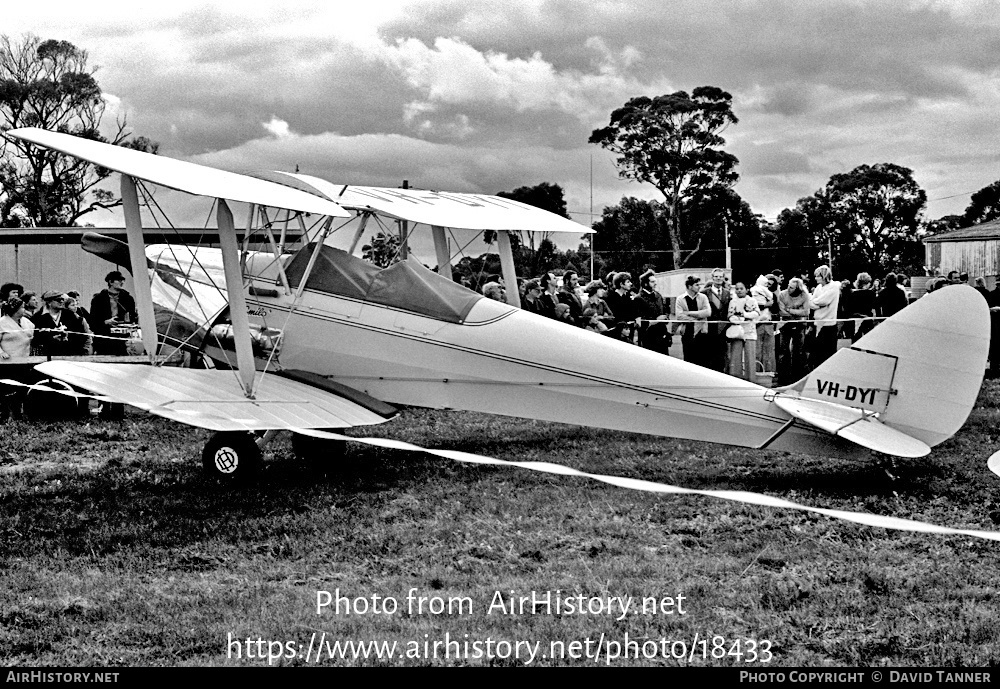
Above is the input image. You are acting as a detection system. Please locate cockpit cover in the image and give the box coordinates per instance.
[284,244,483,323]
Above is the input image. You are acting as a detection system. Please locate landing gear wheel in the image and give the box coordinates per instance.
[202,432,262,483]
[97,401,126,420]
[23,379,82,420]
[291,432,347,475]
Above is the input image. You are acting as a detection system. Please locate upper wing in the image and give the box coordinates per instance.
[250,172,592,234]
[35,361,395,432]
[7,128,350,218]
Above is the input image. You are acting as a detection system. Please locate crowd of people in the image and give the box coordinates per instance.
[3,261,993,387]
[0,270,138,360]
[482,263,990,386]
[516,268,674,355]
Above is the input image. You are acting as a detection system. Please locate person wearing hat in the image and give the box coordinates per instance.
[89,270,138,355]
[581,279,616,333]
[30,291,73,356]
[0,283,24,302]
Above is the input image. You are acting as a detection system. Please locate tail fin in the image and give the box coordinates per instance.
[787,285,990,449]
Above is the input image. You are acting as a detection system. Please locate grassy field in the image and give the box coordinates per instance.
[2,380,1000,667]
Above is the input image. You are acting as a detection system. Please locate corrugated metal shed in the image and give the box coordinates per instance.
[923,219,1000,280]
[0,228,238,305]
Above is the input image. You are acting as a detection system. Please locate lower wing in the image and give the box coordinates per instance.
[34,361,396,432]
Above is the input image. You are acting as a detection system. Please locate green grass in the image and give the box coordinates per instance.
[2,383,1000,666]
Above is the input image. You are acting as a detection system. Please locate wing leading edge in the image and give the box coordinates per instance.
[35,361,395,432]
[6,128,350,218]
[252,171,592,234]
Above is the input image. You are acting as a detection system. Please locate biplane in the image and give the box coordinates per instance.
[5,127,991,483]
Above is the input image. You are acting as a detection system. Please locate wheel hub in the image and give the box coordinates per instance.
[214,447,239,474]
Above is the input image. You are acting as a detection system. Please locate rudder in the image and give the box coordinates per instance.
[784,285,989,448]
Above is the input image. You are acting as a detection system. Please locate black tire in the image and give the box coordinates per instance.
[291,432,347,473]
[97,401,126,420]
[202,432,262,483]
[23,379,82,420]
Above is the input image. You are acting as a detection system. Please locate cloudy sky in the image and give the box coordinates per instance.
[7,0,1000,246]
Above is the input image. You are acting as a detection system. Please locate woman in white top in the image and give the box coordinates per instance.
[727,282,760,381]
[0,297,33,359]
[808,264,842,369]
[751,274,776,374]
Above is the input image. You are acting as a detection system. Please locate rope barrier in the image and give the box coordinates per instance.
[0,378,997,542]
[633,316,889,325]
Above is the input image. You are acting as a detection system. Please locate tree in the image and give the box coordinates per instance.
[361,230,401,268]
[763,207,830,277]
[782,163,926,278]
[589,197,669,279]
[589,86,739,268]
[496,181,569,219]
[0,34,157,227]
[962,180,1000,227]
[924,214,963,236]
[488,181,575,276]
[679,185,760,274]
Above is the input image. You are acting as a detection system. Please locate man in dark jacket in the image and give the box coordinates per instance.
[31,291,74,356]
[605,272,639,342]
[700,268,731,372]
[635,269,671,354]
[557,270,587,327]
[89,271,138,355]
[538,272,563,321]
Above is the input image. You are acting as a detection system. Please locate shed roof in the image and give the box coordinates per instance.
[924,218,1000,243]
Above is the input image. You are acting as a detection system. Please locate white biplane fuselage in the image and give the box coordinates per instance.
[151,238,985,463]
[227,252,795,450]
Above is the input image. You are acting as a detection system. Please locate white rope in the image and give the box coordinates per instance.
[2,377,996,542]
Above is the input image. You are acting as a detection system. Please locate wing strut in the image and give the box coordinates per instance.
[347,211,371,255]
[432,225,451,278]
[121,175,161,360]
[217,199,257,396]
[295,217,335,299]
[497,230,521,308]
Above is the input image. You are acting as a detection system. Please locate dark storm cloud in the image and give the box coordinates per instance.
[383,0,1000,111]
[8,0,1000,222]
[754,87,809,117]
[738,143,813,177]
[81,14,423,156]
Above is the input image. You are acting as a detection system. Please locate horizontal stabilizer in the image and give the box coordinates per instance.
[35,361,393,432]
[773,394,930,458]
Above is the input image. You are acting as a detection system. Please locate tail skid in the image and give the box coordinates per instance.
[776,285,989,455]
